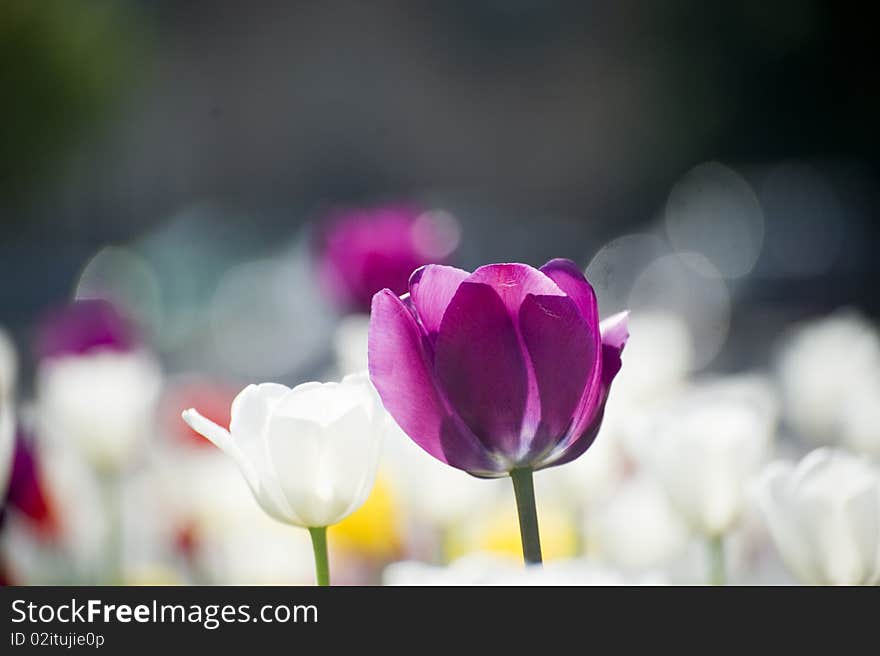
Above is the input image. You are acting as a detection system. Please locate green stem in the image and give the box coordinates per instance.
[510,468,543,566]
[100,472,122,585]
[308,526,330,586]
[707,534,725,586]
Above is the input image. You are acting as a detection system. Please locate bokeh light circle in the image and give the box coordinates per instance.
[628,252,731,370]
[665,162,764,279]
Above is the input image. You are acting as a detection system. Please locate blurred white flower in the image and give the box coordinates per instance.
[198,509,316,585]
[0,395,13,498]
[0,327,17,400]
[643,376,778,536]
[182,373,385,528]
[153,446,256,538]
[147,436,316,584]
[840,369,880,457]
[554,418,627,511]
[36,438,105,576]
[777,310,880,445]
[333,313,370,376]
[119,466,179,579]
[612,310,694,402]
[0,327,17,496]
[603,311,695,464]
[589,474,689,572]
[383,553,663,585]
[36,349,162,472]
[384,423,497,528]
[755,448,880,585]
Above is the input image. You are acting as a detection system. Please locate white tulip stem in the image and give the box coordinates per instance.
[99,471,122,584]
[308,526,330,586]
[707,534,725,586]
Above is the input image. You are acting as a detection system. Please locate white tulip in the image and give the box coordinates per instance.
[0,395,14,498]
[589,474,690,572]
[777,310,880,445]
[0,327,17,400]
[182,372,384,528]
[644,376,777,536]
[36,349,162,472]
[755,448,880,585]
[840,369,880,457]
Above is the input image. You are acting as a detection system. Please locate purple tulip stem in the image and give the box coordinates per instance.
[308,526,330,586]
[510,468,543,566]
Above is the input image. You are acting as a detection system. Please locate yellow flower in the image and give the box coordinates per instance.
[446,503,579,563]
[123,564,183,586]
[330,473,401,560]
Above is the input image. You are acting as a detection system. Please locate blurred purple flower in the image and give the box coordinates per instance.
[316,204,459,313]
[368,259,628,477]
[34,299,138,360]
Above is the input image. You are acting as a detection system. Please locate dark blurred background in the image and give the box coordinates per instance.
[2,0,877,379]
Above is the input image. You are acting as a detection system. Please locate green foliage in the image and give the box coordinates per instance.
[0,0,143,204]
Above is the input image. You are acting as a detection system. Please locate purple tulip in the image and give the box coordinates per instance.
[368,259,628,478]
[34,299,138,360]
[316,204,459,313]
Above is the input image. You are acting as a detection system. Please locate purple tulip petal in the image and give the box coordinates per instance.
[369,289,496,472]
[540,402,607,469]
[466,263,564,316]
[543,311,629,468]
[368,290,450,463]
[435,282,529,459]
[540,259,600,326]
[519,293,596,460]
[538,260,605,439]
[408,264,470,340]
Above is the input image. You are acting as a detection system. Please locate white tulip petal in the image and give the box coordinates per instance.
[797,491,865,585]
[756,448,880,585]
[181,408,234,452]
[843,483,880,584]
[251,436,300,526]
[341,370,372,389]
[755,462,818,583]
[265,414,338,527]
[228,383,294,515]
[647,385,772,536]
[274,380,364,427]
[322,404,382,520]
[230,383,290,442]
[181,408,260,495]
